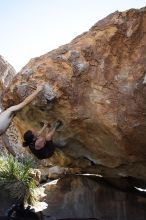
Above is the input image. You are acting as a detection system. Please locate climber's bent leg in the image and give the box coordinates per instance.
[0,109,15,135]
[1,133,16,156]
[0,86,43,134]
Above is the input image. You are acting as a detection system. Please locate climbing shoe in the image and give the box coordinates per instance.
[51,120,63,130]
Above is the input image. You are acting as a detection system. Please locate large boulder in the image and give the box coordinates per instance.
[2,8,146,180]
[43,175,146,220]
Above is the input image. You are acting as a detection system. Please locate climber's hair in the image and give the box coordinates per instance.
[23,130,34,147]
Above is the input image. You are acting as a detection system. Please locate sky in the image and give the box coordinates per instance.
[0,0,146,72]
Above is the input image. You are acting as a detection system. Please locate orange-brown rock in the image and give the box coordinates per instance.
[3,8,146,179]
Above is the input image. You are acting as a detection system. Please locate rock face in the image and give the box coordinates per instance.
[1,175,146,220]
[0,56,16,108]
[0,55,16,89]
[43,176,146,220]
[3,8,146,180]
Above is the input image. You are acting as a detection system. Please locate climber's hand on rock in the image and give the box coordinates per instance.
[27,83,44,91]
[36,84,44,92]
[40,120,50,127]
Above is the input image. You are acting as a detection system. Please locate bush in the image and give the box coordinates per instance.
[0,154,37,205]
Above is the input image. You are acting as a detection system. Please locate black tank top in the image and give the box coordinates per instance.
[29,140,55,160]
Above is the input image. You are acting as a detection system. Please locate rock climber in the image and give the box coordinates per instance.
[0,84,44,156]
[23,120,62,160]
[23,120,91,168]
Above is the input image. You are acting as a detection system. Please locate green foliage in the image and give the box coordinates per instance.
[0,154,37,204]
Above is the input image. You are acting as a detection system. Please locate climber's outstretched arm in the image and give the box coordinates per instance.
[37,123,48,137]
[8,84,44,113]
[45,120,62,141]
[1,133,16,156]
[45,127,56,141]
